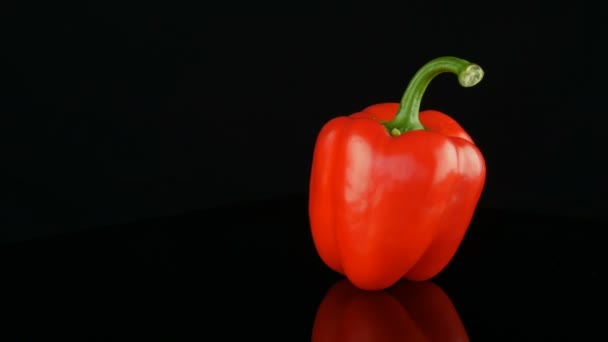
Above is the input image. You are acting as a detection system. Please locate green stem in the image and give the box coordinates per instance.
[383,56,484,136]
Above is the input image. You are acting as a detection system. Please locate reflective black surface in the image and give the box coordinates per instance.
[1,196,601,339]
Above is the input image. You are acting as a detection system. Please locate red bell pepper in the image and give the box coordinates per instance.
[311,279,469,342]
[309,56,486,290]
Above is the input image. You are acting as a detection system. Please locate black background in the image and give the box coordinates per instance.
[0,3,603,339]
[1,4,605,240]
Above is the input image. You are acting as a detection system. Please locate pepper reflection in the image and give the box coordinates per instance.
[312,279,469,342]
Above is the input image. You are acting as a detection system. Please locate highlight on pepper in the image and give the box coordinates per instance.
[308,56,486,291]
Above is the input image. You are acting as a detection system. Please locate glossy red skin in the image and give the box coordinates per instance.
[309,103,486,290]
[311,279,470,342]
